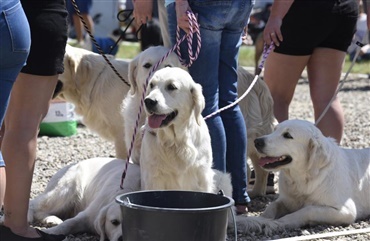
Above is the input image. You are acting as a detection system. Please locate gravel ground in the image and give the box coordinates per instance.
[7,75,370,240]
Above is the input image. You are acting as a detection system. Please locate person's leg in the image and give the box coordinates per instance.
[264,52,310,122]
[218,0,254,208]
[166,2,227,171]
[307,47,346,143]
[2,73,58,237]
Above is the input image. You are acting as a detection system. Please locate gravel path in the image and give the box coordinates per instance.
[17,76,370,240]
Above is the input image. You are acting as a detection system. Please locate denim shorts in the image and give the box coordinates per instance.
[275,0,358,55]
[0,0,31,127]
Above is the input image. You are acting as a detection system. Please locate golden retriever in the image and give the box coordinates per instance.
[123,47,274,196]
[57,45,130,159]
[121,46,182,164]
[28,158,141,241]
[58,45,274,196]
[27,158,233,240]
[236,119,370,234]
[140,67,214,192]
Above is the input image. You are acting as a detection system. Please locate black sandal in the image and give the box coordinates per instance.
[0,225,66,241]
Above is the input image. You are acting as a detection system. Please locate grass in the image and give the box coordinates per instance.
[117,41,370,75]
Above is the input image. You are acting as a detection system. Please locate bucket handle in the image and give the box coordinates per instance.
[217,190,237,241]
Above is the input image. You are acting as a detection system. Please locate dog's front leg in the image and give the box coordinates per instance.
[261,199,291,219]
[44,211,90,235]
[276,205,356,229]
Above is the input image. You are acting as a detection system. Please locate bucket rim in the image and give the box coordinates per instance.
[115,190,235,212]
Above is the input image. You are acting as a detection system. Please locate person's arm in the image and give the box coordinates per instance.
[263,0,294,46]
[364,0,370,30]
[133,0,153,25]
[175,0,191,34]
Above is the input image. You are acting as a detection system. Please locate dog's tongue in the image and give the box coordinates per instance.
[148,114,167,128]
[258,157,279,167]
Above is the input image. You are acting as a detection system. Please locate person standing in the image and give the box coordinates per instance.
[0,0,68,240]
[263,0,359,144]
[165,0,255,214]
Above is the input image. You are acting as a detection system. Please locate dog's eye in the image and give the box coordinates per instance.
[143,63,152,69]
[283,132,293,139]
[111,219,120,226]
[149,83,154,89]
[167,83,177,91]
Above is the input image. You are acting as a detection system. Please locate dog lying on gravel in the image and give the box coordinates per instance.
[236,119,370,234]
[28,158,140,241]
[27,158,233,240]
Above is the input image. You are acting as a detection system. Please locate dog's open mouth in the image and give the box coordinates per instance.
[258,155,292,169]
[147,110,178,129]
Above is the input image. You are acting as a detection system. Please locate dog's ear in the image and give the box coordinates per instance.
[94,204,109,241]
[307,136,330,177]
[191,83,205,125]
[128,56,139,95]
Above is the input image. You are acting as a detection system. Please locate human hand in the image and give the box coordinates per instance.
[133,0,153,25]
[176,0,191,34]
[263,16,283,47]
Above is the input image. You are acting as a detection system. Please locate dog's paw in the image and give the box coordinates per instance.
[42,216,63,226]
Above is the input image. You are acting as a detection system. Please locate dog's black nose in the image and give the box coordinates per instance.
[254,138,265,152]
[144,98,157,110]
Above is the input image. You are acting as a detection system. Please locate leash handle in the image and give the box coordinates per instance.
[120,11,201,189]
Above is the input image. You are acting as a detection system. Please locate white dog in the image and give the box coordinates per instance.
[140,67,215,192]
[123,47,274,195]
[28,158,141,241]
[122,46,182,164]
[237,119,370,234]
[237,67,275,197]
[57,45,130,159]
[27,158,233,240]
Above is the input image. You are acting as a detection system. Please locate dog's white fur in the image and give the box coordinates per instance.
[123,47,274,195]
[237,119,370,234]
[27,158,233,240]
[140,67,214,192]
[58,45,274,195]
[121,46,182,164]
[28,158,140,241]
[57,45,130,159]
[237,67,275,197]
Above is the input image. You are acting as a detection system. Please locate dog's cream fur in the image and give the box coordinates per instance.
[140,67,214,192]
[57,45,130,159]
[58,45,274,196]
[237,119,370,234]
[27,158,233,240]
[122,46,182,164]
[28,158,141,241]
[237,67,275,197]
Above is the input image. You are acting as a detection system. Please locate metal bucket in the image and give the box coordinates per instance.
[116,190,234,241]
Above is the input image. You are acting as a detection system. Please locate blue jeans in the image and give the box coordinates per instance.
[0,0,30,166]
[167,0,254,204]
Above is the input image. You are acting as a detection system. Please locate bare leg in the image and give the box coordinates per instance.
[264,52,310,122]
[2,73,58,238]
[73,13,94,43]
[307,47,345,143]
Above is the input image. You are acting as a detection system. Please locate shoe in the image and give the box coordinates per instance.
[235,203,249,215]
[0,225,66,241]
